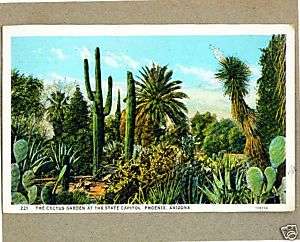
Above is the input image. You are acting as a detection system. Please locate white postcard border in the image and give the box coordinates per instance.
[2,24,295,213]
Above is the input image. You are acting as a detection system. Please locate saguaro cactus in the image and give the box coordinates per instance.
[84,47,113,176]
[125,72,136,160]
[115,89,121,142]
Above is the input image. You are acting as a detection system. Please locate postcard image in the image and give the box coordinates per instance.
[2,24,295,213]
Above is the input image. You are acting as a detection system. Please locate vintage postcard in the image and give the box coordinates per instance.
[2,24,295,213]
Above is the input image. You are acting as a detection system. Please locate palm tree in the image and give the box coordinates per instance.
[46,90,68,139]
[136,63,188,142]
[215,56,266,166]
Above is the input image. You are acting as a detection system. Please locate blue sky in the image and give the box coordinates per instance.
[12,35,271,118]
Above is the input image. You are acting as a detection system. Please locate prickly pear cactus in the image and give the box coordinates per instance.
[11,163,20,192]
[27,185,38,204]
[246,167,264,196]
[22,170,35,190]
[13,139,28,163]
[269,136,285,168]
[12,192,28,204]
[264,166,277,192]
[41,182,55,204]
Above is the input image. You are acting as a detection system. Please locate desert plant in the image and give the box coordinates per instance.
[125,72,136,160]
[103,142,186,204]
[257,35,286,146]
[130,171,182,204]
[84,47,113,176]
[215,56,266,166]
[46,90,69,139]
[200,158,251,204]
[136,64,188,142]
[11,139,50,204]
[49,142,80,191]
[115,89,121,142]
[246,136,286,203]
[40,165,67,204]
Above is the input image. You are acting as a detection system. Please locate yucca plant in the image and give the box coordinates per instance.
[215,56,266,166]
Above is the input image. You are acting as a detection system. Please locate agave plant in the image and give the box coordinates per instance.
[200,157,251,204]
[49,142,80,191]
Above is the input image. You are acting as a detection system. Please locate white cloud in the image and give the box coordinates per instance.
[103,51,140,70]
[183,87,231,119]
[79,47,91,60]
[177,64,218,86]
[50,48,66,60]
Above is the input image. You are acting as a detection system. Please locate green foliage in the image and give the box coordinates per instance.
[64,85,90,133]
[41,182,56,204]
[11,139,49,204]
[269,136,285,168]
[13,139,28,163]
[27,185,38,204]
[49,142,80,191]
[191,111,217,147]
[11,69,44,120]
[115,89,121,142]
[201,159,251,204]
[125,72,136,160]
[202,119,245,156]
[130,172,182,204]
[215,55,266,165]
[22,170,35,190]
[12,192,28,204]
[84,47,113,176]
[46,90,69,139]
[11,163,20,192]
[55,190,91,205]
[136,63,188,142]
[256,35,286,146]
[264,166,276,192]
[246,136,286,203]
[103,142,186,203]
[246,167,264,196]
[176,161,205,204]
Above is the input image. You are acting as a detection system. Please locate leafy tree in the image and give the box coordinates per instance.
[136,64,189,142]
[105,115,118,143]
[11,70,46,142]
[64,85,89,133]
[202,119,245,156]
[191,111,217,147]
[215,56,266,166]
[256,35,286,146]
[11,69,44,119]
[64,85,92,175]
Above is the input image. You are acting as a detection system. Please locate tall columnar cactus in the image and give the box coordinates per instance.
[246,136,286,203]
[125,72,136,160]
[115,89,121,142]
[84,47,113,176]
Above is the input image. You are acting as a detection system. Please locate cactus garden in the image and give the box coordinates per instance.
[10,34,287,205]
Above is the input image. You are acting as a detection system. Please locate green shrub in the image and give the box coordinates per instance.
[103,142,187,203]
